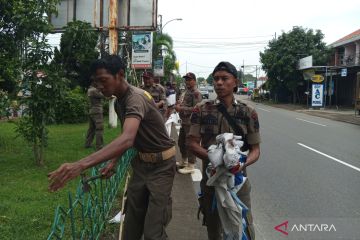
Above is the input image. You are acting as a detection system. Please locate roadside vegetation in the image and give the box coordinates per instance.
[0,120,120,239]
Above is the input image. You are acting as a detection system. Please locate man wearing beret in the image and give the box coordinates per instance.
[48,55,176,240]
[188,62,261,239]
[175,72,202,174]
[141,71,167,118]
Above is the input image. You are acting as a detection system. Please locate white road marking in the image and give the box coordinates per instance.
[296,118,327,127]
[257,107,271,112]
[297,143,360,172]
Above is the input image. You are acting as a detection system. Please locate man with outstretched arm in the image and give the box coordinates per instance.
[48,55,176,240]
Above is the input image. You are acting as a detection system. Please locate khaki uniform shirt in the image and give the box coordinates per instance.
[178,88,202,125]
[88,86,104,114]
[188,98,261,149]
[115,85,175,153]
[141,84,166,105]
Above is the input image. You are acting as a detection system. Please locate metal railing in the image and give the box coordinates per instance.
[47,149,137,240]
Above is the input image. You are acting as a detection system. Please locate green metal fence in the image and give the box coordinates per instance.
[47,149,137,240]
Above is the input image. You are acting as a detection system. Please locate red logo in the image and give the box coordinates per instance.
[274,220,289,236]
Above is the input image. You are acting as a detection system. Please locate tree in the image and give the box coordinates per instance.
[0,0,60,94]
[53,21,99,89]
[152,32,177,81]
[260,26,330,103]
[16,37,67,166]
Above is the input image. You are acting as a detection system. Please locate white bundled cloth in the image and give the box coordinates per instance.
[208,133,248,170]
[166,92,176,106]
[164,112,181,136]
[206,133,249,240]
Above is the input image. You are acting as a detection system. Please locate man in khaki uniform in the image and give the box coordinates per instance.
[141,72,167,118]
[175,72,202,174]
[48,55,176,240]
[188,62,261,240]
[85,81,105,150]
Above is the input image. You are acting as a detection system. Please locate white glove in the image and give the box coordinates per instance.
[207,144,224,168]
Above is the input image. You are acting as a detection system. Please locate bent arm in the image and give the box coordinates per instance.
[243,143,260,168]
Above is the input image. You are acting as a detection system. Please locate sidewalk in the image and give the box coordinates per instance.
[296,108,360,126]
[166,125,208,239]
[240,96,360,126]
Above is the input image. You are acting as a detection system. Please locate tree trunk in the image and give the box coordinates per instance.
[292,90,297,104]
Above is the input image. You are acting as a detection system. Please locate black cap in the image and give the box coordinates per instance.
[213,61,239,92]
[182,72,196,80]
[142,71,154,78]
[212,61,238,78]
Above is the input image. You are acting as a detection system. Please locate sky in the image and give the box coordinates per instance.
[158,0,360,78]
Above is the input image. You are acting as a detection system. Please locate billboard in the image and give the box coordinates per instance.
[298,56,313,70]
[311,84,324,107]
[131,32,152,69]
[50,0,158,32]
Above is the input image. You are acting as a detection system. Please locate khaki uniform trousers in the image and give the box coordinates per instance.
[85,113,103,150]
[200,160,255,240]
[178,124,196,163]
[123,155,176,240]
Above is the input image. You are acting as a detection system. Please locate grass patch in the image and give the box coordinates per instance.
[0,120,122,239]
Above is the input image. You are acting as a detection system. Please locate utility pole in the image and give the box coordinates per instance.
[242,59,245,82]
[108,0,118,128]
[255,65,258,88]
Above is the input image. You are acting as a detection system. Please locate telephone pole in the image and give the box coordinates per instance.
[108,0,118,128]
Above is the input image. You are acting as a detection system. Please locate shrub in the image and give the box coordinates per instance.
[55,87,88,124]
[0,89,11,119]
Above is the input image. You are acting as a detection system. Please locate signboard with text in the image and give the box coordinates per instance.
[131,32,152,69]
[341,68,347,77]
[298,56,313,70]
[311,84,324,107]
[154,57,164,77]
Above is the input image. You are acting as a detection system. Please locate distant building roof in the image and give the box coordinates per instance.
[330,28,360,48]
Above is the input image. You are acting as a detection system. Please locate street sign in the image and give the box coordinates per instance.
[341,68,347,77]
[311,84,324,107]
[154,57,164,77]
[311,75,324,83]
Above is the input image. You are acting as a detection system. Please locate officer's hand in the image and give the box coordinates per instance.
[100,158,117,179]
[48,162,83,192]
[229,163,245,175]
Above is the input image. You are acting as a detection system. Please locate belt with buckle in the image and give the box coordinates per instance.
[138,146,176,163]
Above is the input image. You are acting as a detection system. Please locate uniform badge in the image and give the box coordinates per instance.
[251,111,260,130]
[144,91,153,100]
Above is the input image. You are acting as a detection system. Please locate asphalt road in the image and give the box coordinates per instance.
[240,96,360,240]
[198,93,360,239]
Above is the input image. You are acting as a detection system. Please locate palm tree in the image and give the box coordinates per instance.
[152,32,178,81]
